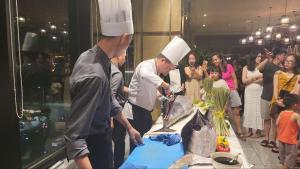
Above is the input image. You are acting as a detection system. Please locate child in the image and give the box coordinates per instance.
[276,93,300,169]
[210,66,229,89]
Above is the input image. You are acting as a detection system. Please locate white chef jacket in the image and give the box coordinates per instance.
[123,59,163,119]
[169,69,181,88]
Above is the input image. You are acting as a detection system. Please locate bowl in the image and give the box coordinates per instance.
[211,152,242,169]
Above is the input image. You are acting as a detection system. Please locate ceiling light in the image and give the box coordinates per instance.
[265,34,271,40]
[283,37,290,44]
[248,36,254,42]
[40,29,46,33]
[241,39,247,44]
[257,39,263,45]
[50,25,57,30]
[266,26,273,33]
[296,35,300,41]
[203,13,207,17]
[281,0,289,25]
[275,33,282,40]
[289,24,297,31]
[52,36,57,40]
[62,30,68,35]
[18,17,25,23]
[202,24,206,27]
[255,30,261,37]
[280,15,290,25]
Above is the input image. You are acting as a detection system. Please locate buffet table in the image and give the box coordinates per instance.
[121,108,251,169]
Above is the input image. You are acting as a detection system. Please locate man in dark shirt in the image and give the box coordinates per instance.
[64,0,142,168]
[110,52,128,169]
[257,47,286,147]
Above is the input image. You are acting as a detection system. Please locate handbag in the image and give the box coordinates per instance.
[270,74,297,119]
[278,74,296,99]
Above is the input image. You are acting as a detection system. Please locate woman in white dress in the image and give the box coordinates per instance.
[242,55,263,138]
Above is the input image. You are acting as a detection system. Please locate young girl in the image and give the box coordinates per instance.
[210,66,229,89]
[276,94,300,169]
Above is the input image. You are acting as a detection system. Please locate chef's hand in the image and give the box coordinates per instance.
[161,81,170,90]
[128,127,143,146]
[158,95,169,102]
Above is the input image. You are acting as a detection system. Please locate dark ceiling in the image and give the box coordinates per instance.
[189,0,300,35]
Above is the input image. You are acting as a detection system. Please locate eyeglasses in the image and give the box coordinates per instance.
[284,60,295,64]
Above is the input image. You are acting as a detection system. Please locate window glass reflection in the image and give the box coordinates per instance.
[15,0,70,167]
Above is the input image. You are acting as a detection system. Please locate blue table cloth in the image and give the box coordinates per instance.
[120,138,185,169]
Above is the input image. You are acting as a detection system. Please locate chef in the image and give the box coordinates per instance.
[163,64,186,95]
[64,0,142,168]
[123,36,191,150]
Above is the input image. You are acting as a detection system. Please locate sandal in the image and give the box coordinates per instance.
[271,147,279,153]
[260,140,269,147]
[250,134,261,138]
[236,132,246,141]
[267,141,277,149]
[245,132,253,137]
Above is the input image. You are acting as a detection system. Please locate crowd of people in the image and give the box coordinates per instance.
[63,0,300,168]
[177,47,300,169]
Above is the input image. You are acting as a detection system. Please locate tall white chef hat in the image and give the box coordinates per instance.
[161,36,191,65]
[98,0,134,36]
[22,32,39,52]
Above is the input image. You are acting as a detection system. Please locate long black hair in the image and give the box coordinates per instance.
[246,54,258,72]
[212,53,227,72]
[186,51,199,67]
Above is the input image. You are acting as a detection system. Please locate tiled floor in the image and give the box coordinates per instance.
[238,137,282,169]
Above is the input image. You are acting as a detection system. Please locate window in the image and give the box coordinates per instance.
[13,0,70,168]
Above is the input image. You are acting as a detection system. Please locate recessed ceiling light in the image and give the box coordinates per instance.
[203,13,207,17]
[202,24,206,27]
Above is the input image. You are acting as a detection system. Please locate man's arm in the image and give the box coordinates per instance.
[75,155,93,169]
[65,78,103,168]
[114,112,143,145]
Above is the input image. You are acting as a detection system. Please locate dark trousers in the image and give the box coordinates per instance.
[112,119,126,169]
[129,103,152,152]
[86,130,113,169]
